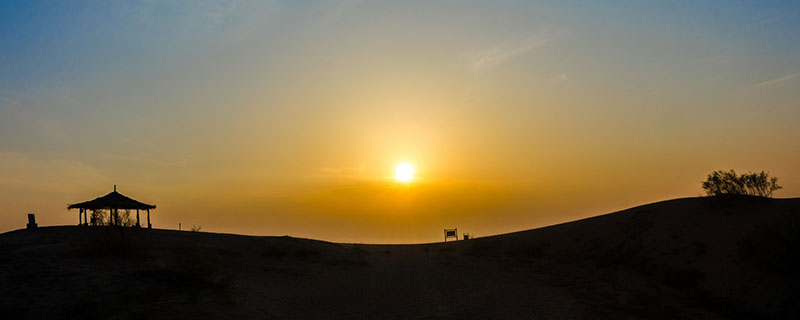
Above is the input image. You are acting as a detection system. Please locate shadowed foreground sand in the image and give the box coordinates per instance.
[1,196,798,319]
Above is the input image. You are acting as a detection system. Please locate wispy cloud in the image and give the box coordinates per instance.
[468,32,553,72]
[752,72,798,88]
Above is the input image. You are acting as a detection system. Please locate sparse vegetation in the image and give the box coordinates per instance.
[118,209,137,227]
[90,209,105,226]
[86,209,137,227]
[702,170,782,197]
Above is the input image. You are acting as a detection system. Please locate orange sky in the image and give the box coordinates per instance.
[1,1,799,243]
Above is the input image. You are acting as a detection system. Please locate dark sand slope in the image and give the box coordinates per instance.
[1,196,798,319]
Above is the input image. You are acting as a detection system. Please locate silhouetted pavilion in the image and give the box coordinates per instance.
[68,185,156,228]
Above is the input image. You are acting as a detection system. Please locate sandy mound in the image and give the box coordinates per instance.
[1,195,798,319]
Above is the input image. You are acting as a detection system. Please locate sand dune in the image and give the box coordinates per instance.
[1,195,798,319]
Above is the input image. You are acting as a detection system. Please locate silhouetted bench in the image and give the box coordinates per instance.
[444,228,458,242]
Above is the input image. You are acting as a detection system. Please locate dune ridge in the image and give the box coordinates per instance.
[1,196,798,319]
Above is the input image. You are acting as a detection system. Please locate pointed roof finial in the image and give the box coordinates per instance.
[114,184,116,192]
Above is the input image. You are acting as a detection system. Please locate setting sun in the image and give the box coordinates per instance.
[394,163,415,182]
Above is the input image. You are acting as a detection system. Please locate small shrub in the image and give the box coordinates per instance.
[90,209,107,226]
[87,209,137,227]
[117,210,137,227]
[702,170,781,197]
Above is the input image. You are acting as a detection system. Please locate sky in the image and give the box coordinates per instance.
[1,1,799,243]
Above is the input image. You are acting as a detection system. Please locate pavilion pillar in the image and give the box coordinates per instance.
[84,210,88,226]
[79,209,82,226]
[147,209,151,229]
[136,209,140,227]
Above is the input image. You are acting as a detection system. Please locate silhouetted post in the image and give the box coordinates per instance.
[78,208,82,225]
[147,209,151,229]
[83,210,87,226]
[27,213,37,229]
[136,209,140,227]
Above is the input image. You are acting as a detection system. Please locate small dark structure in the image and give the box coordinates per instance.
[27,213,37,230]
[68,185,156,228]
[444,228,458,242]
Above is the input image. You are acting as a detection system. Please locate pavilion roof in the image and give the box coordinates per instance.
[68,187,156,210]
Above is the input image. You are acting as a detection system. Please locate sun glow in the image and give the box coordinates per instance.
[394,163,415,182]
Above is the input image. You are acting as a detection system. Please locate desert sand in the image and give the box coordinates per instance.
[1,195,798,319]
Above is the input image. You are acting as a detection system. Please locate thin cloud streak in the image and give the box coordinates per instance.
[468,32,553,72]
[752,72,798,88]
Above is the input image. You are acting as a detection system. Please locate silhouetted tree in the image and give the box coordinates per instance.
[118,209,136,227]
[90,209,109,226]
[702,169,781,197]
